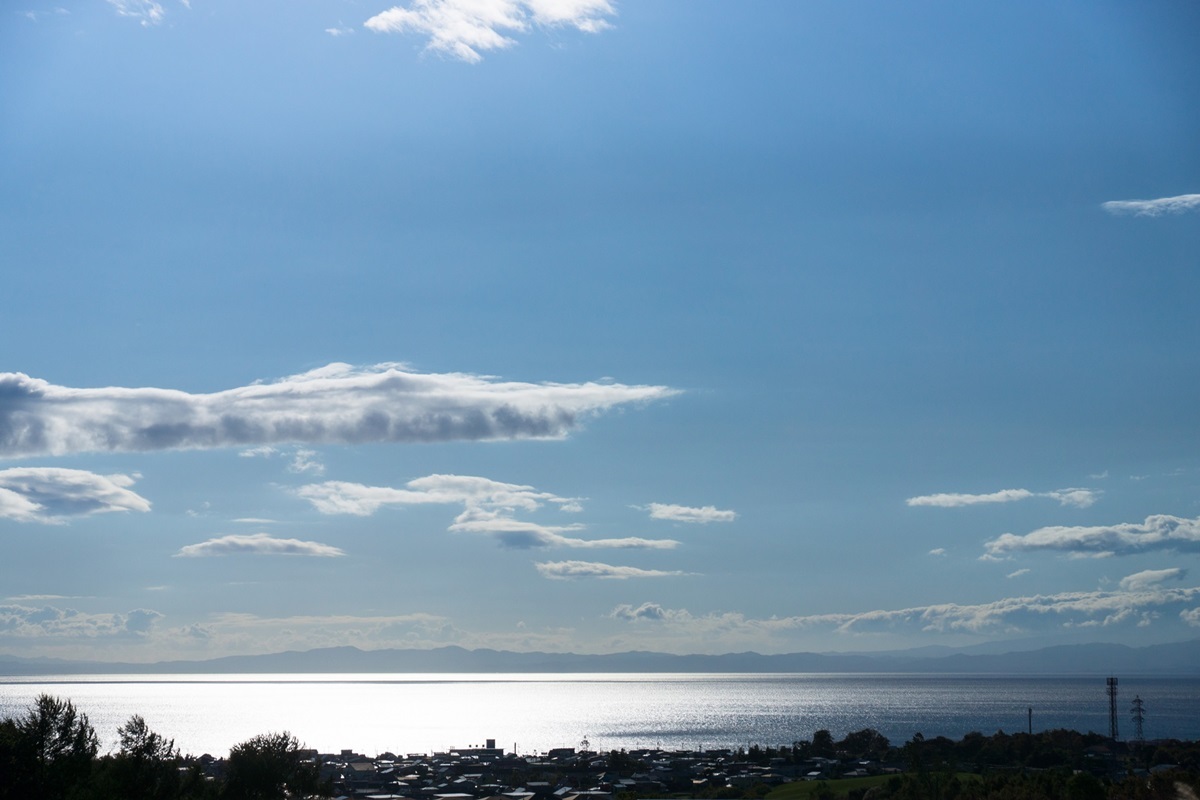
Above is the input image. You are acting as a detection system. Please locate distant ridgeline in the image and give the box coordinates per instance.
[2,640,1200,675]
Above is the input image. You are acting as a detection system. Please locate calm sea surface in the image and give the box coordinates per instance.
[1,673,1197,758]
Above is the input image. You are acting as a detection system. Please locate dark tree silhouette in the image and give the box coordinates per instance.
[103,715,183,800]
[3,694,98,800]
[223,731,321,800]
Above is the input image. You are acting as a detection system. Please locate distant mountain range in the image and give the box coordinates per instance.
[2,639,1199,676]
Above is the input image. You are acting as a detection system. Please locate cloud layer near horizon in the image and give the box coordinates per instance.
[611,580,1200,638]
[0,363,674,459]
[0,604,163,639]
[365,0,615,63]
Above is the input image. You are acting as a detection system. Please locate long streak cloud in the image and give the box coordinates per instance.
[0,363,675,459]
[984,514,1200,559]
[1102,193,1200,216]
[906,487,1098,508]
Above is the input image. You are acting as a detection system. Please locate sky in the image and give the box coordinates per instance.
[2,0,1200,663]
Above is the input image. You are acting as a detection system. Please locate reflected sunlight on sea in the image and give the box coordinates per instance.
[2,673,1197,757]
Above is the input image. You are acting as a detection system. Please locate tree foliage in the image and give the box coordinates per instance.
[1,693,98,800]
[223,730,319,800]
[104,715,184,800]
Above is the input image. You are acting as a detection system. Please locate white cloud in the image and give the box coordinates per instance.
[1119,567,1187,592]
[984,514,1200,559]
[297,474,678,550]
[1006,568,1030,579]
[1102,193,1200,217]
[106,0,165,26]
[0,363,674,459]
[929,548,946,557]
[176,533,345,558]
[644,503,736,524]
[535,560,688,580]
[0,468,150,523]
[325,26,354,36]
[1182,608,1200,627]
[364,0,615,63]
[906,487,1099,508]
[0,604,163,639]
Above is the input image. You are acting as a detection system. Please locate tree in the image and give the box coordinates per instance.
[837,728,889,760]
[8,694,98,800]
[102,715,182,800]
[811,729,836,759]
[223,731,321,800]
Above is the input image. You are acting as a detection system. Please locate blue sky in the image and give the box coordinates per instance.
[2,0,1200,662]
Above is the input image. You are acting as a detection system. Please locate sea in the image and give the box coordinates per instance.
[1,673,1197,758]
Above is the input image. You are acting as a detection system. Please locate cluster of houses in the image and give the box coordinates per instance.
[258,740,893,799]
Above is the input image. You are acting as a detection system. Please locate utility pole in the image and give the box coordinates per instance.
[1107,677,1119,741]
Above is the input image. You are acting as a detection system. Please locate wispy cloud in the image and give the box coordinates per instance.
[325,26,354,37]
[287,449,325,475]
[239,445,325,475]
[1102,193,1200,217]
[906,487,1099,509]
[298,475,678,550]
[106,0,165,26]
[929,548,946,557]
[643,503,736,524]
[1007,568,1030,579]
[364,0,615,63]
[984,514,1200,559]
[0,468,150,524]
[1119,567,1187,592]
[0,363,675,459]
[536,560,689,580]
[176,533,345,558]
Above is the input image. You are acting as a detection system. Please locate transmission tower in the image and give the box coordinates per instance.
[1130,695,1145,742]
[1107,677,1119,740]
